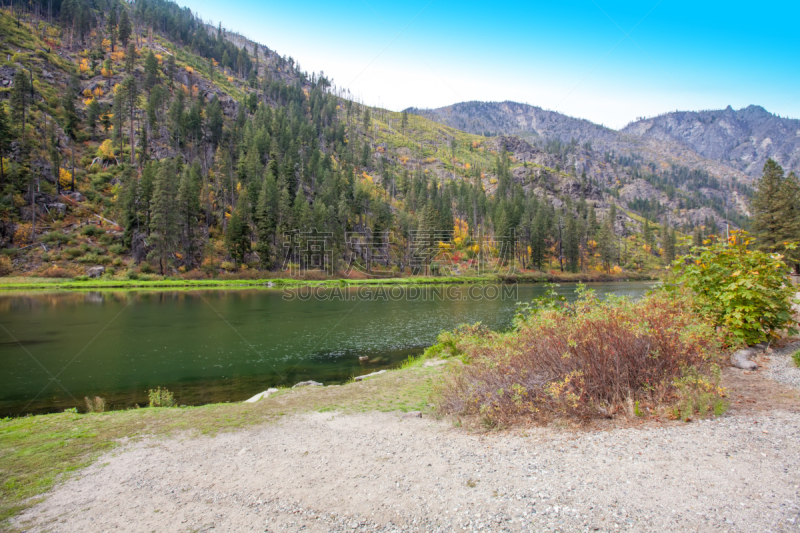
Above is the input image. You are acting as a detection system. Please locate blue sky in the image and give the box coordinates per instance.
[183,0,800,129]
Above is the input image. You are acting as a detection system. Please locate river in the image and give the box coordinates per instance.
[0,281,655,415]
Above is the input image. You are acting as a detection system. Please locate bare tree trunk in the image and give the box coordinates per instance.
[30,181,35,240]
[71,145,75,192]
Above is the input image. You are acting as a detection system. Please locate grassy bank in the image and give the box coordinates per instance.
[0,271,657,291]
[0,361,444,524]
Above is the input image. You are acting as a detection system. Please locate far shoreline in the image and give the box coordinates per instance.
[0,271,659,292]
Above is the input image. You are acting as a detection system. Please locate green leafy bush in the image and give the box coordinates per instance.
[669,231,798,345]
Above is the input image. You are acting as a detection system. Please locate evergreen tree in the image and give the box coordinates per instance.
[144,51,159,93]
[693,226,703,248]
[227,192,251,264]
[597,220,614,272]
[125,42,137,73]
[120,76,140,165]
[662,225,676,265]
[178,162,202,266]
[530,209,547,270]
[752,159,800,271]
[149,161,179,274]
[11,69,31,135]
[166,54,176,89]
[108,7,118,52]
[121,168,140,249]
[255,176,276,269]
[0,105,11,186]
[86,97,101,139]
[61,84,79,138]
[118,10,131,49]
[642,219,653,250]
[564,215,580,272]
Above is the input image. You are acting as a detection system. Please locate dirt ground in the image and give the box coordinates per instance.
[11,353,800,533]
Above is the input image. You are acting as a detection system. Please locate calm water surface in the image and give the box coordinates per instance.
[0,282,654,415]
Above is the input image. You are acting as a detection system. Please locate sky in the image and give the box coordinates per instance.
[181,0,800,130]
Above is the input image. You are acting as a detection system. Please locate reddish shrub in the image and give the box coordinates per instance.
[41,265,71,278]
[182,269,208,280]
[435,289,724,425]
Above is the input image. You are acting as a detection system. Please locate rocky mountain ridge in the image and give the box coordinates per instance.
[623,105,800,178]
[408,100,798,182]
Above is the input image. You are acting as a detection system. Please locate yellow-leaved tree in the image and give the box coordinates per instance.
[97,139,115,161]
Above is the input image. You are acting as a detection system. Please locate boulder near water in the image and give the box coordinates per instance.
[86,266,105,278]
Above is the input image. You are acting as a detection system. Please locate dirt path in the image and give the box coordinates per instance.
[12,369,800,533]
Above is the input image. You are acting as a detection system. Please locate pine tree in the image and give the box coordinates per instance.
[752,159,800,271]
[149,162,179,274]
[86,97,101,140]
[166,54,176,89]
[118,10,131,49]
[662,226,675,265]
[530,209,547,270]
[598,219,614,272]
[61,85,79,138]
[11,69,31,136]
[125,42,136,73]
[120,76,140,165]
[121,168,140,249]
[642,219,653,250]
[143,51,159,93]
[108,7,118,52]
[693,226,703,248]
[564,215,580,272]
[0,105,11,186]
[255,177,276,269]
[178,162,201,267]
[227,192,251,265]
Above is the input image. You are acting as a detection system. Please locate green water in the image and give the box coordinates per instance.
[0,282,654,415]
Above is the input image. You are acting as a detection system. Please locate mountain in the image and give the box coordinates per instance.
[622,105,800,178]
[409,101,753,228]
[405,101,620,144]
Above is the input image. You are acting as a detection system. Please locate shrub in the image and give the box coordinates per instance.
[669,231,798,345]
[182,269,207,280]
[84,396,105,413]
[435,288,724,425]
[0,256,12,277]
[108,244,126,255]
[41,265,70,278]
[63,247,84,259]
[40,231,73,245]
[81,225,104,237]
[793,351,800,368]
[13,223,32,245]
[148,387,176,408]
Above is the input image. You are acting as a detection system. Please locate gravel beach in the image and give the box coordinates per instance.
[12,368,800,533]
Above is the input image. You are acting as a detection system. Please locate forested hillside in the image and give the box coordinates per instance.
[0,0,741,281]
